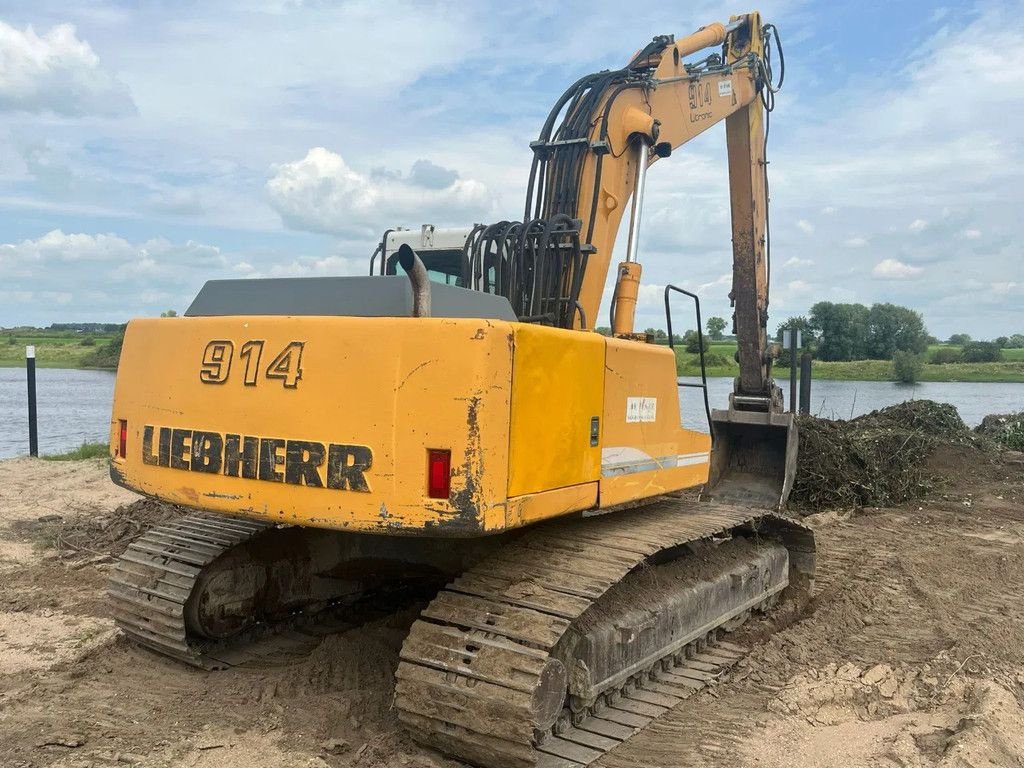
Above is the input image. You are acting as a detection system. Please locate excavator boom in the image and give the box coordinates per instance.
[497,11,794,505]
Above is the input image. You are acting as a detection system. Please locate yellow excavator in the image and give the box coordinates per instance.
[107,12,814,767]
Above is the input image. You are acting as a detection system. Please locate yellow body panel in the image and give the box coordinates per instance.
[507,324,604,496]
[110,316,514,535]
[111,317,710,537]
[505,482,599,528]
[598,339,712,507]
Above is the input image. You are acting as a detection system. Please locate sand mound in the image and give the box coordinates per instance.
[770,662,949,725]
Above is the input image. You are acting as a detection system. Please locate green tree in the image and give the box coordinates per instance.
[1009,334,1024,349]
[775,316,816,344]
[866,303,929,359]
[961,341,1002,362]
[995,336,1009,348]
[683,330,708,354]
[81,325,125,369]
[706,316,727,341]
[947,333,971,346]
[160,309,178,318]
[809,302,870,361]
[776,316,815,366]
[929,347,961,364]
[892,351,923,383]
[594,326,612,337]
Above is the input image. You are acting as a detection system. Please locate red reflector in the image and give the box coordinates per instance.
[118,419,127,458]
[427,449,451,499]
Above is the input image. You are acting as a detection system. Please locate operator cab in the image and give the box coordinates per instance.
[374,225,474,286]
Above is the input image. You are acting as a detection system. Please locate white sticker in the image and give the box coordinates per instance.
[718,80,732,98]
[626,397,657,423]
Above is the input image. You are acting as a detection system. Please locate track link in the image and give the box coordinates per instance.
[394,499,814,767]
[108,511,272,669]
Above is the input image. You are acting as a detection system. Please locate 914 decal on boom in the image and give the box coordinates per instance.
[200,340,304,388]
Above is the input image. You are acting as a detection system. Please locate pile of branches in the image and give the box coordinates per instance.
[791,401,973,511]
[975,412,1024,452]
[31,498,185,560]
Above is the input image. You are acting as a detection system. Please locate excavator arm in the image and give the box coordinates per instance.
[528,12,776,403]
[518,11,795,509]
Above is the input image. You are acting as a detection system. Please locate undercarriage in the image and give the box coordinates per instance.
[109,498,814,767]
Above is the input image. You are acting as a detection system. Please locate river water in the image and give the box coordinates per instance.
[678,377,1023,432]
[0,368,117,459]
[0,369,1020,459]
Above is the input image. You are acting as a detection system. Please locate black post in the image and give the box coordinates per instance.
[799,352,812,415]
[788,327,798,414]
[26,345,38,457]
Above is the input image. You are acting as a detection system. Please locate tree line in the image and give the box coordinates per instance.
[775,302,1017,374]
[775,302,929,362]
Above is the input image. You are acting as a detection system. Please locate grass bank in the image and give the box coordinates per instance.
[0,331,119,369]
[3,330,1022,382]
[41,442,110,461]
[676,342,1024,383]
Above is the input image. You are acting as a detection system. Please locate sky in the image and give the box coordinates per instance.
[0,0,1020,339]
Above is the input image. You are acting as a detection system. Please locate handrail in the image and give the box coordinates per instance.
[664,284,713,437]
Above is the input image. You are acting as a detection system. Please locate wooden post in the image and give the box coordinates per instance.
[26,345,38,457]
[799,352,812,415]
[788,327,797,414]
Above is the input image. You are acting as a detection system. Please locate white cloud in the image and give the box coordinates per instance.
[0,230,234,322]
[254,254,363,280]
[696,273,731,295]
[908,219,928,232]
[266,148,496,237]
[872,258,924,279]
[0,1,1020,340]
[635,283,667,307]
[784,256,814,268]
[796,219,814,234]
[0,21,134,116]
[990,281,1018,296]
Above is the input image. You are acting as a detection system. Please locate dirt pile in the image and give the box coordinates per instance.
[13,497,185,559]
[939,681,1024,767]
[770,660,958,725]
[791,400,981,511]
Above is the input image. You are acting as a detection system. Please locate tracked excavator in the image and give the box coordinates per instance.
[107,12,815,767]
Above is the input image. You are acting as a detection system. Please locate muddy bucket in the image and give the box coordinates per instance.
[707,408,797,511]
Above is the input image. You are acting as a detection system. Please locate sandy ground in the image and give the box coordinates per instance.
[1,450,1023,768]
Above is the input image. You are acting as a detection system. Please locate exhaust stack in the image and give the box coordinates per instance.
[397,243,431,318]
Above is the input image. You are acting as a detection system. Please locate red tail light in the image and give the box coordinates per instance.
[118,419,128,458]
[427,449,451,499]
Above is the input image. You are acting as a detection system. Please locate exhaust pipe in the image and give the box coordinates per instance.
[397,243,431,318]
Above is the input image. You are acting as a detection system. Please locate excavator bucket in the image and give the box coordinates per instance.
[707,407,798,511]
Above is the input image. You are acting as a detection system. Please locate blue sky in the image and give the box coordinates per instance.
[0,0,1020,339]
